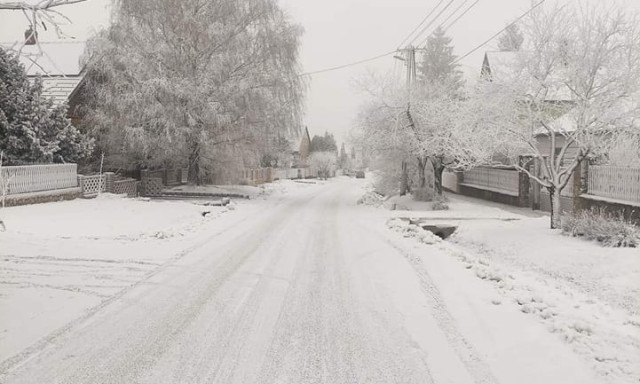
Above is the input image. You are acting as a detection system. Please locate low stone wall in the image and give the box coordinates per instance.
[4,188,82,207]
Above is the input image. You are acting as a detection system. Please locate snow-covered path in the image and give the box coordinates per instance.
[1,179,600,383]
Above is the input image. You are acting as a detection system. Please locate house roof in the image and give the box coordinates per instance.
[41,76,84,107]
[481,51,518,81]
[1,41,87,107]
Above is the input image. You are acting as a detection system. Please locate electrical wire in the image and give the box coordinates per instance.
[299,50,397,77]
[408,0,457,46]
[396,0,447,49]
[416,0,481,47]
[453,0,547,64]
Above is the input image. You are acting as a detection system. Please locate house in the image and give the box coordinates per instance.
[1,34,88,126]
[291,126,311,168]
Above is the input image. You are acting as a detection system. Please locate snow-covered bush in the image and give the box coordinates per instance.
[357,190,385,207]
[432,195,450,211]
[562,209,639,248]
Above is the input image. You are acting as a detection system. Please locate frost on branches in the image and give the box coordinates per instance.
[82,0,304,184]
[0,48,93,165]
[485,4,640,228]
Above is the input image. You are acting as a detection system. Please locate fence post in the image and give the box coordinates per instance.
[572,161,588,214]
[518,156,531,208]
[104,172,115,193]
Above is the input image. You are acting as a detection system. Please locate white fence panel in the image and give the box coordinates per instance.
[1,164,78,195]
[588,166,640,203]
[462,167,520,195]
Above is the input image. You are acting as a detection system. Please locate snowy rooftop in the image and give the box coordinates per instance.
[40,76,83,107]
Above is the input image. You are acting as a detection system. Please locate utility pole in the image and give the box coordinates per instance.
[395,46,418,196]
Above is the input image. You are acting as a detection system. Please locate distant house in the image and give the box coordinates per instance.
[1,36,88,126]
[291,126,311,167]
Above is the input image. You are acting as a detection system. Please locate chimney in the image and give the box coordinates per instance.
[24,27,37,45]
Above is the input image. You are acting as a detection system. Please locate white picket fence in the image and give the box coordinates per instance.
[1,164,78,195]
[273,167,313,180]
[462,167,520,196]
[588,166,640,203]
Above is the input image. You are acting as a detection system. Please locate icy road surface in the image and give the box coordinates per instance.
[1,179,599,383]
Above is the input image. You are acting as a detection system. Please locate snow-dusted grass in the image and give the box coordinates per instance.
[378,192,640,384]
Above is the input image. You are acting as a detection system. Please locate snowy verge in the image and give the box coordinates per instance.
[380,194,640,384]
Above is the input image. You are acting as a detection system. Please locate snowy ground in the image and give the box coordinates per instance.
[0,177,637,383]
[372,189,640,384]
[0,182,310,365]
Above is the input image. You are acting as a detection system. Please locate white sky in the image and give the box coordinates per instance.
[1,0,639,145]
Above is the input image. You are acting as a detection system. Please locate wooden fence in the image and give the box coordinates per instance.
[1,164,78,195]
[461,167,520,196]
[588,166,640,204]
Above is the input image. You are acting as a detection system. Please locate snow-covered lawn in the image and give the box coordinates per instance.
[378,192,640,384]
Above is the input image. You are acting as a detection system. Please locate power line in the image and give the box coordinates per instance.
[409,0,457,46]
[416,0,480,48]
[453,0,547,64]
[442,0,481,32]
[299,50,396,77]
[396,0,447,49]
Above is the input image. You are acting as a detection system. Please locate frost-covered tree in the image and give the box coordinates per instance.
[0,0,93,46]
[413,27,467,197]
[489,4,640,228]
[310,151,336,179]
[497,23,524,51]
[83,0,304,184]
[418,26,463,91]
[355,72,498,200]
[0,48,93,165]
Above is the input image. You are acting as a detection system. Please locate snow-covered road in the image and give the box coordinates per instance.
[1,179,603,383]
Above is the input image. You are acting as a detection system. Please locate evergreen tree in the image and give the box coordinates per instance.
[310,131,338,153]
[0,48,93,165]
[497,24,524,51]
[418,26,463,91]
[339,143,348,168]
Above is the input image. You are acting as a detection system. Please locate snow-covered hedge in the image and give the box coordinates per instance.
[562,209,639,248]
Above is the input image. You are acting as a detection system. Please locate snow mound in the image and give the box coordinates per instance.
[387,218,441,245]
[357,191,386,207]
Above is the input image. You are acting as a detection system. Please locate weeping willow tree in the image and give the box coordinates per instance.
[82,0,304,183]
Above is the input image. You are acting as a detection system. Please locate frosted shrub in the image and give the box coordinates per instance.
[432,195,450,211]
[562,209,639,248]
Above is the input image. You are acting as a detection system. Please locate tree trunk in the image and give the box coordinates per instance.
[400,160,409,196]
[432,158,445,198]
[188,143,201,185]
[417,157,427,189]
[549,186,562,229]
